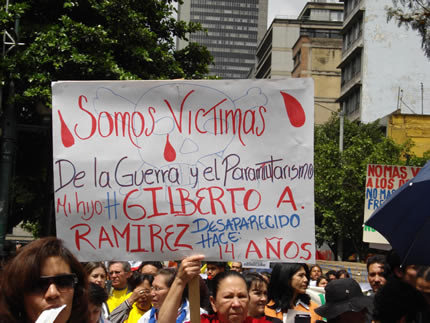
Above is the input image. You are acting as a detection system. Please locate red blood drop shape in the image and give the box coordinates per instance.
[164,134,176,162]
[58,110,75,148]
[280,91,306,127]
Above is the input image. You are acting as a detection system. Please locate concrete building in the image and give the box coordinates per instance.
[254,1,344,124]
[178,0,268,79]
[339,0,430,122]
[292,3,344,124]
[254,18,301,79]
[380,112,430,157]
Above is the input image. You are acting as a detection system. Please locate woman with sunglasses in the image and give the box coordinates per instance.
[0,237,89,323]
[110,272,154,323]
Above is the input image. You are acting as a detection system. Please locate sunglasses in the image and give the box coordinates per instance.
[32,274,78,293]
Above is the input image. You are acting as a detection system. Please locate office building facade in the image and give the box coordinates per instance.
[254,1,344,124]
[178,0,268,79]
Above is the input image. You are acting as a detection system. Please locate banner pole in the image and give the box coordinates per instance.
[188,276,201,323]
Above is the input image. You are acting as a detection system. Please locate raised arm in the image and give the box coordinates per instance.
[158,255,204,323]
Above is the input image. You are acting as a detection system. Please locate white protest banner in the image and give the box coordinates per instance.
[363,164,421,244]
[52,79,315,262]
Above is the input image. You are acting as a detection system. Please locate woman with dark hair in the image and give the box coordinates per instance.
[243,272,281,323]
[84,262,109,319]
[138,261,163,275]
[264,263,322,323]
[85,262,108,289]
[0,237,89,323]
[325,270,337,282]
[158,255,271,323]
[110,272,154,323]
[335,269,349,279]
[316,275,328,288]
[88,283,111,323]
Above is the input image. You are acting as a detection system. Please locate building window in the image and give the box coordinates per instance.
[310,9,330,21]
[294,50,301,68]
[343,16,363,52]
[330,10,343,22]
[301,28,342,39]
[344,0,361,20]
[257,29,272,62]
[341,52,361,86]
[343,87,361,115]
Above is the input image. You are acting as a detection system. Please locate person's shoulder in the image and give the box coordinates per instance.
[309,300,321,310]
[264,301,278,315]
[305,301,323,320]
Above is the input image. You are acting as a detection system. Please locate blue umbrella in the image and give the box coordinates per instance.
[365,160,430,265]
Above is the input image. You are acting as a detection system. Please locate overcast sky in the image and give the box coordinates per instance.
[267,0,342,27]
[267,0,306,25]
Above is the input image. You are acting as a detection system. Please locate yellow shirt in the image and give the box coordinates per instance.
[124,303,150,323]
[107,288,132,312]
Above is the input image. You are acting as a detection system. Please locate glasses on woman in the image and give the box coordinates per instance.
[151,286,167,293]
[32,273,78,293]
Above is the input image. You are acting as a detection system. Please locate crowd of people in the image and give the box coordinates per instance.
[0,237,429,323]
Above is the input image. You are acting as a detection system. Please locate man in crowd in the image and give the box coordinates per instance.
[206,261,227,280]
[386,250,418,286]
[205,261,227,295]
[138,261,163,275]
[107,261,132,312]
[366,255,387,295]
[326,270,337,282]
[315,278,373,323]
[230,262,243,273]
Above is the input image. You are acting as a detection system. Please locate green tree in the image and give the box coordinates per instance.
[0,0,213,238]
[314,115,426,260]
[387,0,430,58]
[2,0,213,108]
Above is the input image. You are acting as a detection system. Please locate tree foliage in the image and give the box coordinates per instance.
[1,0,213,108]
[0,0,213,237]
[387,0,430,58]
[314,115,427,259]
